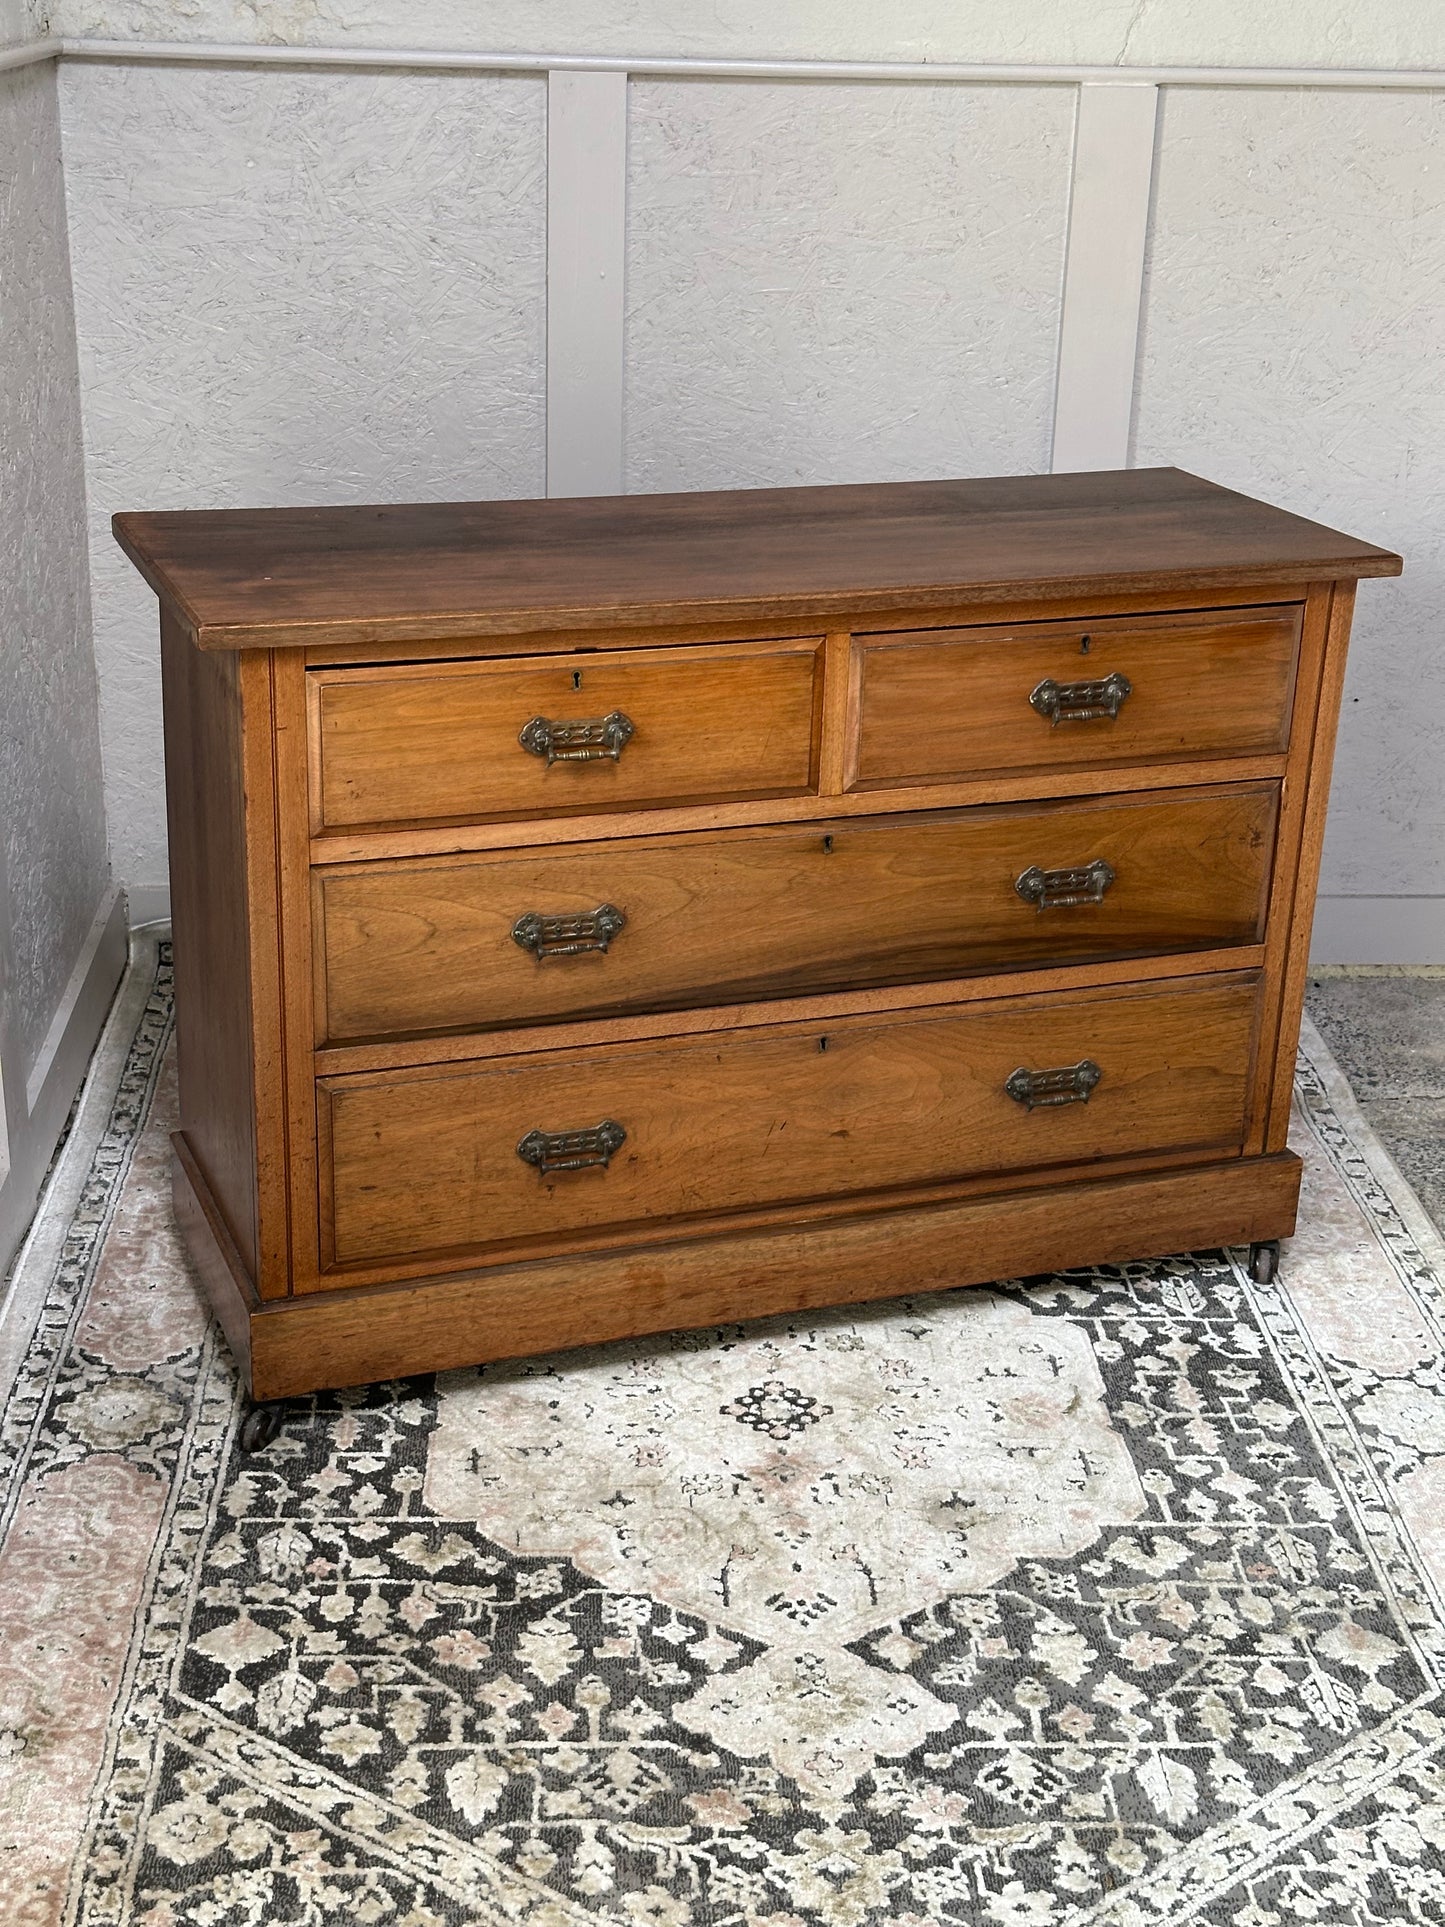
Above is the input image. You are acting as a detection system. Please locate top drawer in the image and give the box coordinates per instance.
[852,604,1301,789]
[309,639,823,833]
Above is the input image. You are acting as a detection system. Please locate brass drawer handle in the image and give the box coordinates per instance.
[1029,673,1132,725]
[1015,859,1115,911]
[512,904,626,960]
[517,1120,627,1175]
[1005,1060,1102,1110]
[519,710,635,765]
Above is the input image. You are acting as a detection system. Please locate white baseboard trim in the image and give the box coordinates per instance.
[0,886,128,1277]
[124,883,172,929]
[1310,895,1445,966]
[24,887,126,1115]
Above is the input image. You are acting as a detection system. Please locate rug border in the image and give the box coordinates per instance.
[1296,1007,1445,1279]
[0,929,168,1414]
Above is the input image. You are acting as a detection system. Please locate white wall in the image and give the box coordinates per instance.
[8,10,1444,963]
[0,1,44,47]
[0,57,119,1268]
[59,61,547,894]
[624,80,1073,492]
[1135,86,1445,952]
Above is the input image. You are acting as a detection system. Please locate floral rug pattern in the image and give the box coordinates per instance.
[1,946,1443,1925]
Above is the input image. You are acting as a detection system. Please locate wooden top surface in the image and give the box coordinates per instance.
[113,469,1402,650]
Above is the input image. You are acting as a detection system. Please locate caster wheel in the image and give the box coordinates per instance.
[1247,1240,1280,1286]
[238,1401,284,1454]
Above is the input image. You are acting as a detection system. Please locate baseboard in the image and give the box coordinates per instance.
[124,882,172,929]
[23,887,126,1115]
[1310,895,1445,966]
[0,887,127,1276]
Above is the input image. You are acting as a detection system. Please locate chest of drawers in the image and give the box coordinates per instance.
[115,470,1400,1403]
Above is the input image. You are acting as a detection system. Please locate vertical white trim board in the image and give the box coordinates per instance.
[1311,896,1445,967]
[24,886,125,1116]
[0,829,20,1192]
[1050,81,1159,474]
[0,887,127,1276]
[546,69,628,498]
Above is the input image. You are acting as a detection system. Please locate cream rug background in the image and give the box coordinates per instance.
[0,936,1442,1926]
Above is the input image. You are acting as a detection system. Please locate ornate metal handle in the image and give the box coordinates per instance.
[512,905,626,961]
[1029,673,1132,725]
[517,1120,627,1175]
[1005,1060,1102,1110]
[1015,859,1115,911]
[519,711,635,765]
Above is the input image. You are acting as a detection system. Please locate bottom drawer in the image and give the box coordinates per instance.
[319,973,1259,1271]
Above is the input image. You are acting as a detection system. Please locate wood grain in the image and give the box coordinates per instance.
[310,639,822,832]
[313,947,1268,1079]
[319,974,1259,1271]
[274,652,324,1294]
[125,469,1392,1395]
[854,604,1301,788]
[306,754,1292,866]
[313,784,1279,1045]
[173,1133,258,1385]
[159,613,263,1283]
[112,469,1400,651]
[296,580,1320,670]
[1239,583,1336,1156]
[1265,582,1360,1149]
[246,1152,1303,1399]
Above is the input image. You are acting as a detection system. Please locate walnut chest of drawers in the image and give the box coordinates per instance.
[114,470,1401,1402]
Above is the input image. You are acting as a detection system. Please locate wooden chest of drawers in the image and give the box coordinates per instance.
[115,470,1400,1403]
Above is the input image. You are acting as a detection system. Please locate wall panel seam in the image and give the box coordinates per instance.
[546,69,627,498]
[1050,81,1159,474]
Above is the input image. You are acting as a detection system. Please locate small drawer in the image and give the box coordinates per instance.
[313,783,1278,1043]
[852,604,1300,789]
[318,974,1259,1270]
[309,638,823,832]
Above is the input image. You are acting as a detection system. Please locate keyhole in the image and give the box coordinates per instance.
[1080,634,1091,655]
[572,669,583,690]
[822,834,834,854]
[818,1035,829,1053]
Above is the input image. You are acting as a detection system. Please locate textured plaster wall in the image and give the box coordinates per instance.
[59,61,547,892]
[1135,86,1445,901]
[0,61,108,1072]
[37,0,1445,68]
[625,81,1072,493]
[0,1,33,46]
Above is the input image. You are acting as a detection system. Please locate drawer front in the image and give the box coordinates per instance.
[314,784,1278,1042]
[320,975,1259,1269]
[310,639,822,832]
[854,605,1300,788]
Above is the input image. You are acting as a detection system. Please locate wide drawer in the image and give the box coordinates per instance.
[853,604,1300,788]
[309,638,823,832]
[313,783,1278,1043]
[318,974,1259,1269]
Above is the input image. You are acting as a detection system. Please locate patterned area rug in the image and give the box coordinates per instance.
[2,939,1444,1926]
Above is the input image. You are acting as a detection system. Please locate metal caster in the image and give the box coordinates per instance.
[238,1401,284,1454]
[1247,1240,1280,1286]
